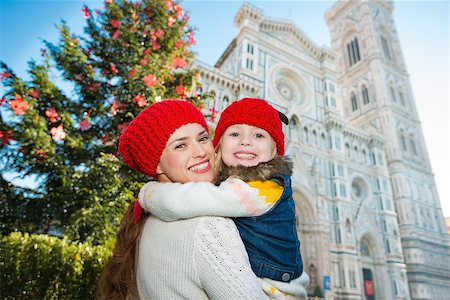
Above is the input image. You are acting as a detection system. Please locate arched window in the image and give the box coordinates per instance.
[380,35,392,60]
[361,85,370,105]
[351,92,358,111]
[345,143,351,156]
[399,130,407,151]
[345,219,353,243]
[247,43,254,54]
[222,96,229,111]
[409,135,418,156]
[321,133,327,149]
[312,130,317,145]
[385,239,391,253]
[378,196,384,210]
[333,205,339,221]
[346,37,361,67]
[335,227,342,244]
[303,127,309,143]
[360,239,371,256]
[246,58,253,70]
[390,86,397,102]
[399,91,406,106]
[334,135,341,149]
[427,210,434,229]
[362,149,368,164]
[289,117,299,141]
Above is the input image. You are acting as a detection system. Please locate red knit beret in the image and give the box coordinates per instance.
[119,100,208,177]
[213,98,285,155]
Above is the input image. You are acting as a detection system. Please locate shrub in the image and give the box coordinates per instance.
[312,285,324,297]
[0,232,111,299]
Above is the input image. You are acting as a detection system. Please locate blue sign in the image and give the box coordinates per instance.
[323,275,331,291]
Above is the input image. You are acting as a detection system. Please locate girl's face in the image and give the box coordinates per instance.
[157,123,215,183]
[220,124,276,167]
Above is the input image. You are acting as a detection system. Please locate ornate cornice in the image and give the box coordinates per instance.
[234,2,264,27]
[260,18,328,61]
[194,60,261,95]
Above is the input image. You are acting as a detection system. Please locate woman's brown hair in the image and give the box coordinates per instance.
[97,202,149,300]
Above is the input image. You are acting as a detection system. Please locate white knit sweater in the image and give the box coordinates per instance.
[138,180,310,299]
[136,215,268,300]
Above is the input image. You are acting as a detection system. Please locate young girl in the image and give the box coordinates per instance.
[138,98,309,299]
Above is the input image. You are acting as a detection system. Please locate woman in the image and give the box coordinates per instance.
[98,100,267,299]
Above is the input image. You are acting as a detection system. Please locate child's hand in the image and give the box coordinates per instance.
[138,181,163,211]
[259,278,288,299]
[260,271,310,300]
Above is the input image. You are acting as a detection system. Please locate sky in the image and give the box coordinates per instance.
[1,0,449,217]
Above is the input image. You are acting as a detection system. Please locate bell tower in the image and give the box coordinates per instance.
[326,1,450,299]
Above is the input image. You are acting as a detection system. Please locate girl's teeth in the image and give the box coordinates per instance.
[236,153,255,159]
[190,162,208,171]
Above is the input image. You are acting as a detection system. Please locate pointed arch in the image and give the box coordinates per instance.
[408,133,418,156]
[359,233,380,258]
[378,25,396,63]
[399,129,407,152]
[320,132,327,149]
[350,91,358,111]
[312,129,318,145]
[345,218,353,244]
[361,84,370,105]
[353,144,359,161]
[221,95,230,111]
[289,115,300,141]
[345,142,351,157]
[302,126,309,143]
[361,147,368,164]
[342,29,362,68]
[398,88,406,106]
[390,85,397,102]
[294,189,316,225]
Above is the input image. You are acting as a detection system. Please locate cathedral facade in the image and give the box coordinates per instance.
[196,1,450,299]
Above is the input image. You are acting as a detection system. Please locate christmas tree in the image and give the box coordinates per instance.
[0,0,207,297]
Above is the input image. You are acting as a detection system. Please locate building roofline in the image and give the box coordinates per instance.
[214,38,237,68]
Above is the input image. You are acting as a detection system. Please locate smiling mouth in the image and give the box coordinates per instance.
[235,153,256,159]
[188,161,211,173]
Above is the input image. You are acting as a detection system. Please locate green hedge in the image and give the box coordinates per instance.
[0,232,112,299]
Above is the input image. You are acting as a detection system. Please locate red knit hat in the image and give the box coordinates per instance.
[119,100,208,177]
[213,98,285,155]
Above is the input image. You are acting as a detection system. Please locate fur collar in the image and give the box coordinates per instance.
[220,156,293,182]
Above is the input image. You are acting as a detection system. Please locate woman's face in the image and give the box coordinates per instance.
[156,123,215,183]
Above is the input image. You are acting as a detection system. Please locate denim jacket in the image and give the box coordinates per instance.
[234,173,303,282]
